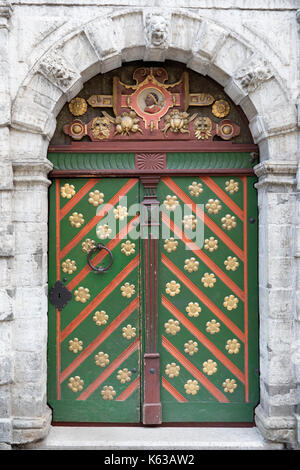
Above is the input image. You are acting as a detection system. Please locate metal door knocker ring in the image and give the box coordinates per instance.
[87,243,114,273]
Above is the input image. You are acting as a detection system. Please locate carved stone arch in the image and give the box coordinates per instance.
[8,7,299,448]
[11,8,296,145]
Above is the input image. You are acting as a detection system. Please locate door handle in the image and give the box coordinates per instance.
[87,243,114,273]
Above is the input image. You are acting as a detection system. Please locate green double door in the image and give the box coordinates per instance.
[48,174,258,424]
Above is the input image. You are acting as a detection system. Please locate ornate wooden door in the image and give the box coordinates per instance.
[48,177,141,422]
[48,171,258,424]
[157,175,259,422]
[47,64,259,425]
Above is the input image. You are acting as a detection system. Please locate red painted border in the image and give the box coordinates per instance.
[48,142,258,153]
[50,169,255,178]
[243,176,249,402]
[55,180,61,401]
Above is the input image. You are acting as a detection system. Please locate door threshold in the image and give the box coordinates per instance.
[51,421,255,427]
[20,425,284,450]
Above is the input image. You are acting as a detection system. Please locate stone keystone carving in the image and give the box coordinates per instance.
[145,12,169,48]
[39,52,77,89]
[234,55,274,93]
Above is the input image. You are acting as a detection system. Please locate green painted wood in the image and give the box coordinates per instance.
[48,153,135,170]
[48,152,254,171]
[157,175,259,422]
[48,177,141,423]
[166,152,253,169]
[48,161,259,424]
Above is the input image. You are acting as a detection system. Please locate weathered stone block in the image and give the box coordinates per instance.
[13,286,47,320]
[12,190,48,224]
[85,16,119,60]
[0,223,14,257]
[260,352,294,386]
[14,351,45,384]
[14,222,47,255]
[267,257,295,289]
[214,36,253,78]
[13,316,47,352]
[12,407,52,445]
[261,288,295,320]
[170,13,200,54]
[0,443,11,450]
[0,290,13,322]
[224,79,247,105]
[265,318,294,354]
[193,20,228,60]
[0,385,11,419]
[0,322,11,356]
[0,419,12,443]
[249,115,268,143]
[267,225,293,258]
[0,259,10,289]
[254,132,298,163]
[186,54,210,76]
[11,381,46,418]
[12,252,48,288]
[10,130,50,163]
[26,73,64,114]
[259,192,296,226]
[0,354,13,385]
[113,10,144,52]
[0,93,10,127]
[255,404,296,445]
[59,31,100,84]
[12,98,54,136]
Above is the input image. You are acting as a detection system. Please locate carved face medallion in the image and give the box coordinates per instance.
[91,116,111,140]
[194,116,213,140]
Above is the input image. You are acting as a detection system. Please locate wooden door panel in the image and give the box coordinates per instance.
[48,177,141,422]
[48,172,259,424]
[157,176,259,422]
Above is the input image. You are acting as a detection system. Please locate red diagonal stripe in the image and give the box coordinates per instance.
[242,176,249,402]
[162,212,244,301]
[162,177,244,261]
[162,336,229,403]
[66,215,139,291]
[60,178,138,259]
[61,254,140,342]
[116,377,140,401]
[77,338,140,400]
[162,254,245,342]
[60,296,139,383]
[201,176,243,220]
[60,179,99,220]
[162,377,188,403]
[162,295,245,383]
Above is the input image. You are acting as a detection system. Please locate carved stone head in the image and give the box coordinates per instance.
[145,13,169,47]
[91,116,111,140]
[235,56,273,93]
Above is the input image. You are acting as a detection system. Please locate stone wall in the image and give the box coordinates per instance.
[0,0,299,449]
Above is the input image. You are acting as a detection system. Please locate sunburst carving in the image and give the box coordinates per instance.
[135,153,166,170]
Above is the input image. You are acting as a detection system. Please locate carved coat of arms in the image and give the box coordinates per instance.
[64,67,240,142]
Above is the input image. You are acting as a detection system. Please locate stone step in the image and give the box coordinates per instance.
[20,426,284,450]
